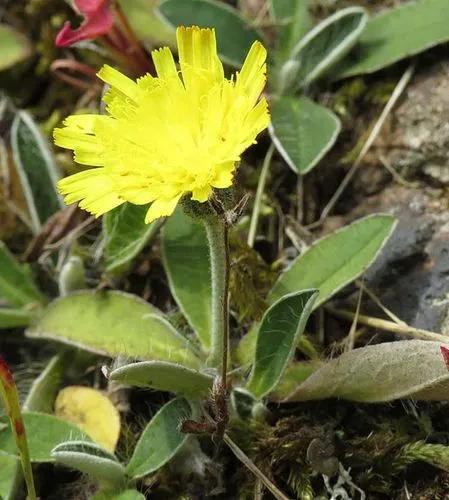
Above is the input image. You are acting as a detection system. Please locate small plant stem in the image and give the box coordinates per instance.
[0,357,37,500]
[254,479,263,500]
[223,434,290,500]
[326,306,449,343]
[50,59,100,92]
[247,143,275,248]
[99,35,141,73]
[113,2,153,73]
[204,213,230,441]
[205,216,230,375]
[346,281,363,351]
[379,154,420,188]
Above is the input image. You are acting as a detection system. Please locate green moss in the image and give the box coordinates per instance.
[228,401,449,498]
[229,234,277,323]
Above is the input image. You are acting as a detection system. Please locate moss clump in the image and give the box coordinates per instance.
[229,234,277,323]
[228,401,449,498]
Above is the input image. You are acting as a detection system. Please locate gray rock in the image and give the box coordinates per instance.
[384,60,449,184]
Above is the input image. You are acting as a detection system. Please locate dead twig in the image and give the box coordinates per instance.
[223,433,291,500]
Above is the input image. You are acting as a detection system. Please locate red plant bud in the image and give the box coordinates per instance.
[56,0,113,47]
[0,356,14,387]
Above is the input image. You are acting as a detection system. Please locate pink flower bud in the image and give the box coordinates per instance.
[55,0,113,47]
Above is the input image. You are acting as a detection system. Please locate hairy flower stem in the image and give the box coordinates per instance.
[204,213,230,439]
[205,215,230,376]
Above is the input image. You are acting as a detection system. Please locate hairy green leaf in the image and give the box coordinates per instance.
[285,340,449,402]
[103,204,162,274]
[269,214,396,307]
[234,323,258,369]
[0,242,43,309]
[0,455,17,500]
[126,398,191,479]
[270,96,340,174]
[119,0,175,47]
[0,25,32,72]
[247,289,318,399]
[0,309,33,329]
[11,112,62,233]
[158,0,261,67]
[337,0,449,78]
[270,0,311,59]
[0,412,90,462]
[52,441,125,488]
[269,360,323,401]
[27,291,201,368]
[162,209,211,348]
[109,361,213,397]
[23,355,64,413]
[293,7,367,86]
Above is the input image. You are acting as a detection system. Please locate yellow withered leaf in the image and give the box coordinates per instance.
[55,386,120,452]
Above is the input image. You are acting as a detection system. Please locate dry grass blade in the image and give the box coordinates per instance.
[355,279,406,326]
[247,143,275,248]
[319,63,415,221]
[327,306,449,343]
[223,433,290,500]
[346,278,364,351]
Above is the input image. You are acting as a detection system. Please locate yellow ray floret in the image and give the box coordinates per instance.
[54,26,270,223]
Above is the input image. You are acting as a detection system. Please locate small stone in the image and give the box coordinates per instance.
[307,436,339,477]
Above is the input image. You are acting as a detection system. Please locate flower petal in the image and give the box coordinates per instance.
[176,26,224,89]
[58,168,123,216]
[242,98,270,143]
[54,126,104,166]
[63,114,98,132]
[212,162,235,188]
[74,0,109,16]
[145,195,182,223]
[191,184,212,202]
[235,41,267,105]
[152,47,182,85]
[54,27,270,225]
[97,65,141,101]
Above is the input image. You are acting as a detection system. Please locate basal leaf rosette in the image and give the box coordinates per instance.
[54,26,270,223]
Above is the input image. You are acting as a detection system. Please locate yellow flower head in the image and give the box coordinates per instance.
[54,26,270,223]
